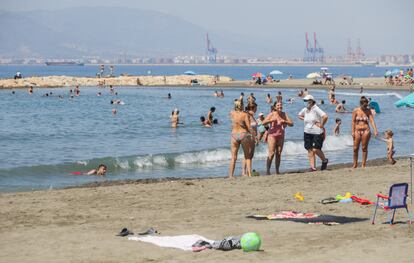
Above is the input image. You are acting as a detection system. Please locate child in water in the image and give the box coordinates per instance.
[86,164,107,176]
[333,118,342,136]
[382,130,396,165]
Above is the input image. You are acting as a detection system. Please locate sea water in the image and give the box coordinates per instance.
[0,85,413,192]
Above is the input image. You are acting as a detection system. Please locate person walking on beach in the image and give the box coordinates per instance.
[298,95,329,171]
[229,99,255,178]
[241,102,258,176]
[263,102,293,174]
[351,96,378,168]
[380,130,396,165]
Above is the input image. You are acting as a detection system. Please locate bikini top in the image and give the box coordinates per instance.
[356,115,368,122]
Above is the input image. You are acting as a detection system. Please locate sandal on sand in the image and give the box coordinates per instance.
[138,227,159,235]
[310,167,317,172]
[116,228,134,237]
[320,197,339,204]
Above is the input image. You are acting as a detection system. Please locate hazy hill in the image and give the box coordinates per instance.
[0,7,271,58]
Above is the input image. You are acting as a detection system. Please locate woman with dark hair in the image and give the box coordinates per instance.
[207,107,216,125]
[263,101,293,174]
[298,95,329,171]
[229,99,254,178]
[351,96,378,168]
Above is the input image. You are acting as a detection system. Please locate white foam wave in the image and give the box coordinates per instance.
[133,156,155,168]
[115,159,130,169]
[111,135,353,170]
[335,91,403,99]
[310,89,403,99]
[76,161,88,166]
[153,156,168,166]
[175,149,231,164]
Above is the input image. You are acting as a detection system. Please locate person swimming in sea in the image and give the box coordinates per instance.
[110,99,125,105]
[87,164,107,176]
[71,164,107,176]
[207,107,216,126]
[171,108,181,128]
[200,116,211,127]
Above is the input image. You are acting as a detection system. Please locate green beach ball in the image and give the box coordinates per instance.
[240,232,261,252]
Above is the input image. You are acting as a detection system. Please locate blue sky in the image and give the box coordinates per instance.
[2,0,413,56]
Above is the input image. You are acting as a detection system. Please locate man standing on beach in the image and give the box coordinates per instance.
[298,95,329,171]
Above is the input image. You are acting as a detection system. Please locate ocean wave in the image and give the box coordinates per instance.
[310,89,403,99]
[0,135,353,176]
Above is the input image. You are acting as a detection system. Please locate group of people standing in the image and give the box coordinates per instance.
[228,88,393,178]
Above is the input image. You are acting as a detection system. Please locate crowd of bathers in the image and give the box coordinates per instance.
[385,68,414,86]
[227,85,395,178]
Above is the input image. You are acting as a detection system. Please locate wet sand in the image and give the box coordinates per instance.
[1,158,413,262]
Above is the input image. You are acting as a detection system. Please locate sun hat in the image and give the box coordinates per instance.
[258,112,264,116]
[303,94,315,101]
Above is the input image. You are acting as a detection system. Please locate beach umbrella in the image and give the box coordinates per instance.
[384,70,392,77]
[184,70,196,75]
[306,72,321,79]
[391,69,400,76]
[252,72,265,78]
[395,92,414,108]
[269,70,283,75]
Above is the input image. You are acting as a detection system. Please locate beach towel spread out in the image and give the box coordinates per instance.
[128,235,214,251]
[247,211,369,224]
[247,211,319,220]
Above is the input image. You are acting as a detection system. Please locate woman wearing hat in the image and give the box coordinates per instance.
[298,95,329,171]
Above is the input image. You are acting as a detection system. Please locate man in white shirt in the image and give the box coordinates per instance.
[298,95,329,171]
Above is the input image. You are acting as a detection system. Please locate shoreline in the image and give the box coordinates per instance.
[1,157,413,262]
[61,156,410,190]
[0,75,413,90]
[1,156,406,194]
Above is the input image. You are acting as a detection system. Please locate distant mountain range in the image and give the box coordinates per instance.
[0,7,274,58]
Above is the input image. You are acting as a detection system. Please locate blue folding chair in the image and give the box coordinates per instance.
[371,183,412,225]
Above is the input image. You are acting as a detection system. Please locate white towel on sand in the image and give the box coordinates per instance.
[128,235,214,251]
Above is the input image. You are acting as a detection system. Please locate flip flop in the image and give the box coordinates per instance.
[138,227,159,235]
[320,197,339,204]
[116,228,134,237]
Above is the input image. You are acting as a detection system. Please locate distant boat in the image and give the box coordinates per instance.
[45,61,84,66]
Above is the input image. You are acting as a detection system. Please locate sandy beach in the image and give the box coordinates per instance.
[1,158,413,263]
[0,75,413,90]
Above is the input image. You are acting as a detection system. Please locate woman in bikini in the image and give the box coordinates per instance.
[229,99,255,178]
[352,96,378,168]
[241,102,258,176]
[263,102,293,174]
